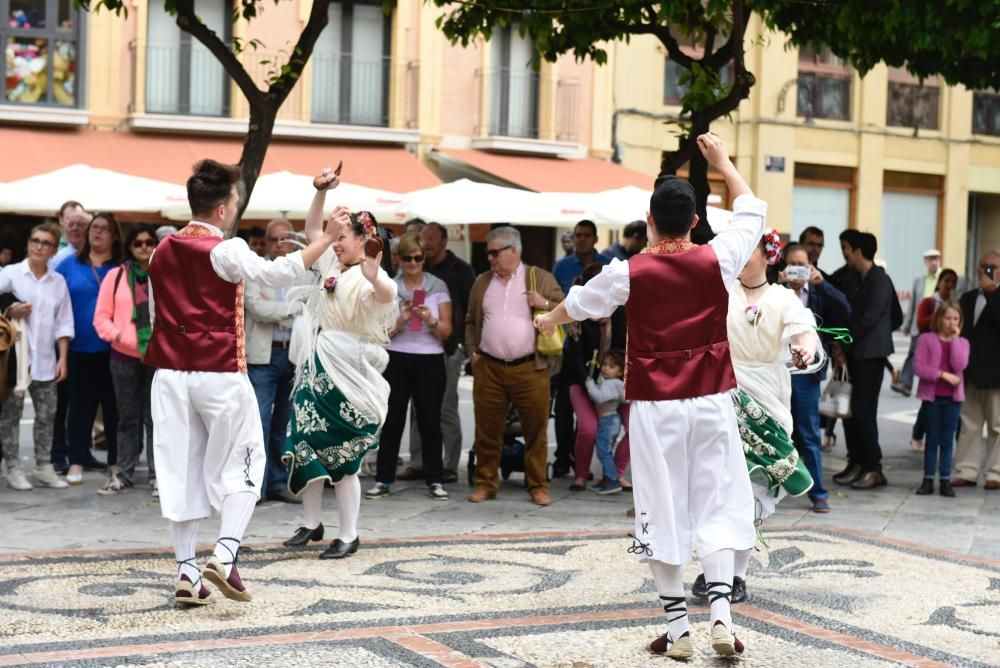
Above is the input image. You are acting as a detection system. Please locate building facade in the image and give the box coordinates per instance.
[1,2,997,299]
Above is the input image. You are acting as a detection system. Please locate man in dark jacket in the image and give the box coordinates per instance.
[952,251,1000,489]
[834,232,897,490]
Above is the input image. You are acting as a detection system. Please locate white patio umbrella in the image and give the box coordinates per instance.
[588,185,731,232]
[160,171,407,223]
[401,179,591,226]
[0,164,188,215]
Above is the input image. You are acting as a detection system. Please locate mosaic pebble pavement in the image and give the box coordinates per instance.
[1,527,998,667]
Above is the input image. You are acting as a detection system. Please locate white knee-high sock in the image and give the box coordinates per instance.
[170,519,200,583]
[302,479,324,530]
[333,474,361,542]
[734,548,752,580]
[214,491,257,576]
[701,548,736,630]
[648,559,690,640]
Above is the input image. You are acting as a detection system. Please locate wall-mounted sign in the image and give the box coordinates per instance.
[765,155,786,173]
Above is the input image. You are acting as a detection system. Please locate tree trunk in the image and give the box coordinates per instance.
[658,117,715,245]
[228,104,278,238]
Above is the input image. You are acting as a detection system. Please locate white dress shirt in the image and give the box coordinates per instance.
[0,260,75,382]
[565,194,767,320]
[149,221,308,325]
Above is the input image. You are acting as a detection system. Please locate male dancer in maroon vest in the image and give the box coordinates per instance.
[536,134,763,658]
[146,159,344,605]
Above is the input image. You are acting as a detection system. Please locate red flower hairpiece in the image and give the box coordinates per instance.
[762,229,782,266]
[356,211,377,240]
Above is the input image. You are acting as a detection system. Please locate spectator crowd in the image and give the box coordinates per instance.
[2,199,999,518]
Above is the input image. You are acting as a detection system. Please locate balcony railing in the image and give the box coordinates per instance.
[141,42,230,116]
[797,73,851,121]
[478,67,540,139]
[130,43,417,129]
[887,81,939,130]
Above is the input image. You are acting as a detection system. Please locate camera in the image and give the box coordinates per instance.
[785,265,811,282]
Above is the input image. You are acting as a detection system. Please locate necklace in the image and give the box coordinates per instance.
[739,278,768,290]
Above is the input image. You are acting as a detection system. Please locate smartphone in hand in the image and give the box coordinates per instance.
[410,289,425,331]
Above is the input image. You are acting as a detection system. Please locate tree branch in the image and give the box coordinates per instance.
[268,0,331,105]
[174,0,263,107]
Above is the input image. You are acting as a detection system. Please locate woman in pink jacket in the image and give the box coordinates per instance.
[913,301,970,498]
[93,224,158,496]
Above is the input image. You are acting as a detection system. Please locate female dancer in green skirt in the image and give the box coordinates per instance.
[694,228,822,604]
[281,168,397,559]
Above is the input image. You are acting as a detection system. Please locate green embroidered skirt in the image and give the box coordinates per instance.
[731,389,813,498]
[282,355,379,494]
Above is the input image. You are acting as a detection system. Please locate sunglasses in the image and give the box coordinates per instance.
[132,239,157,249]
[485,245,513,258]
[29,238,56,249]
[400,254,424,263]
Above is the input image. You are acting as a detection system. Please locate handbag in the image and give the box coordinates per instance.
[819,364,852,419]
[529,266,565,356]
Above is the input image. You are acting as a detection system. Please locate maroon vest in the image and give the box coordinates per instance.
[144,225,246,373]
[624,244,736,401]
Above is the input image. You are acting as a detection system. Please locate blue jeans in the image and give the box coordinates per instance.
[248,346,295,494]
[791,373,828,502]
[595,412,621,482]
[923,397,961,480]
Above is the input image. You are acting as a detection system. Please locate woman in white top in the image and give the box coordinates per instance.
[694,229,821,601]
[367,232,453,500]
[281,170,398,560]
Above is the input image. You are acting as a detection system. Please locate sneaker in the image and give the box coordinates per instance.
[366,482,390,499]
[6,466,33,491]
[811,498,831,513]
[910,438,925,453]
[428,483,448,500]
[590,480,623,495]
[150,479,159,499]
[33,463,68,489]
[97,474,128,496]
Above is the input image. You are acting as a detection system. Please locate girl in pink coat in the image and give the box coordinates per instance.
[913,301,970,497]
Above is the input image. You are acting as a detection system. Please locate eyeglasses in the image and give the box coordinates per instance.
[486,245,513,258]
[268,236,289,243]
[400,254,424,263]
[90,224,111,233]
[29,238,56,249]
[132,239,157,249]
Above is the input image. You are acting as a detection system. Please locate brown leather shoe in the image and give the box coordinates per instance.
[851,470,888,490]
[951,478,977,487]
[467,487,496,503]
[986,480,1000,490]
[530,489,551,506]
[832,462,862,486]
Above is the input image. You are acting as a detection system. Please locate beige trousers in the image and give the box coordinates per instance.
[953,384,1000,484]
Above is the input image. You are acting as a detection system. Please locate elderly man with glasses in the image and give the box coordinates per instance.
[952,251,1000,490]
[465,226,564,506]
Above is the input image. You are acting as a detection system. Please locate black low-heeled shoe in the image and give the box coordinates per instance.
[283,524,325,547]
[915,479,934,495]
[939,480,955,497]
[319,537,360,560]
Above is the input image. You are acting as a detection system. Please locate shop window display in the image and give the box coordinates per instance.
[1,0,80,106]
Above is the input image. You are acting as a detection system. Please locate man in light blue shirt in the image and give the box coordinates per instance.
[552,220,611,295]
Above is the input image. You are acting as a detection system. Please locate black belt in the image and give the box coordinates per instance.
[272,340,290,350]
[479,351,534,366]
